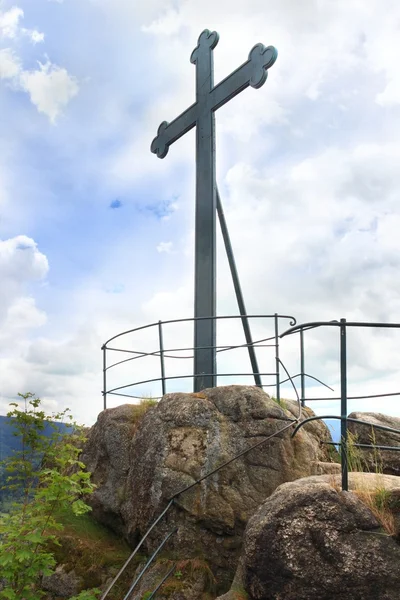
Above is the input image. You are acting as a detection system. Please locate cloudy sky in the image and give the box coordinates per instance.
[1,0,400,427]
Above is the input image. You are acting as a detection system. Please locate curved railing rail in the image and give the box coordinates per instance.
[100,316,400,599]
[102,313,301,409]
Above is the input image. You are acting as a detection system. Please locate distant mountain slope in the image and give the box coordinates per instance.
[0,415,73,510]
[0,414,71,462]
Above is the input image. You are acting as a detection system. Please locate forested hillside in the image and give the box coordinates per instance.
[0,415,71,511]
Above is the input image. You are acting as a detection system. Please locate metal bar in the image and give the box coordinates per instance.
[278,373,334,391]
[274,313,280,403]
[123,528,178,600]
[147,563,176,600]
[106,336,278,368]
[216,188,261,387]
[300,329,305,407]
[106,340,276,369]
[107,392,163,401]
[322,442,400,451]
[340,319,348,492]
[158,321,166,396]
[100,499,174,600]
[287,391,400,402]
[106,372,278,395]
[103,314,296,350]
[106,342,277,371]
[193,34,217,392]
[102,345,107,410]
[281,319,400,338]
[292,415,400,437]
[107,335,278,358]
[291,415,400,438]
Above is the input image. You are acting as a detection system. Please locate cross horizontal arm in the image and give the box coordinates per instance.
[210,43,277,112]
[151,102,198,159]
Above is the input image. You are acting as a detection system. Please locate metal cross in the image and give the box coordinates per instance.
[151,29,277,392]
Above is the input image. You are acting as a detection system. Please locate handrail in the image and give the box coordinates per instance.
[100,315,400,599]
[102,313,306,410]
[105,338,278,370]
[295,391,400,402]
[291,415,400,439]
[100,499,175,600]
[147,563,176,599]
[280,319,400,338]
[101,359,302,599]
[103,313,297,347]
[322,441,400,452]
[106,372,277,395]
[122,528,178,600]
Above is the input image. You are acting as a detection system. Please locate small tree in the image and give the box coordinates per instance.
[0,393,99,600]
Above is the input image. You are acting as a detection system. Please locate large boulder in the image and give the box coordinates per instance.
[223,476,400,600]
[81,403,146,536]
[82,386,332,586]
[348,412,400,476]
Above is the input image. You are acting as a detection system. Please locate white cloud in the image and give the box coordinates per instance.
[19,61,79,123]
[0,48,21,80]
[0,6,44,43]
[0,6,75,122]
[156,241,173,253]
[0,235,48,281]
[0,53,78,122]
[141,8,183,36]
[0,6,23,38]
[27,29,45,44]
[0,236,48,407]
[0,236,48,317]
[5,296,47,330]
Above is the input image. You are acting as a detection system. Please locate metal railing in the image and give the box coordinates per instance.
[101,313,301,409]
[100,316,400,599]
[281,318,400,491]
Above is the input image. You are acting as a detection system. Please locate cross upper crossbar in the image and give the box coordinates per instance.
[151,32,277,158]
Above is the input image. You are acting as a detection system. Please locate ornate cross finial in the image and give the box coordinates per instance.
[190,29,219,64]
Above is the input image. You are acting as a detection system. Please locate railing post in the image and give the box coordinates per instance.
[102,345,107,410]
[274,313,280,403]
[300,329,305,407]
[340,318,348,491]
[158,320,166,397]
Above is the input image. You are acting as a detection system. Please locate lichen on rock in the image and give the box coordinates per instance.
[226,477,400,600]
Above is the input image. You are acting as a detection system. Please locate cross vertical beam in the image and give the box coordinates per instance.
[191,31,218,390]
[151,29,277,392]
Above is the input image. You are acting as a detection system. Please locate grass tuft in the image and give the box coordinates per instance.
[334,432,400,539]
[48,509,146,597]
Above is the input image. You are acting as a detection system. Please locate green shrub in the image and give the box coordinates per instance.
[0,393,99,600]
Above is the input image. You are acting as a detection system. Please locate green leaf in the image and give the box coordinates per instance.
[0,393,93,596]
